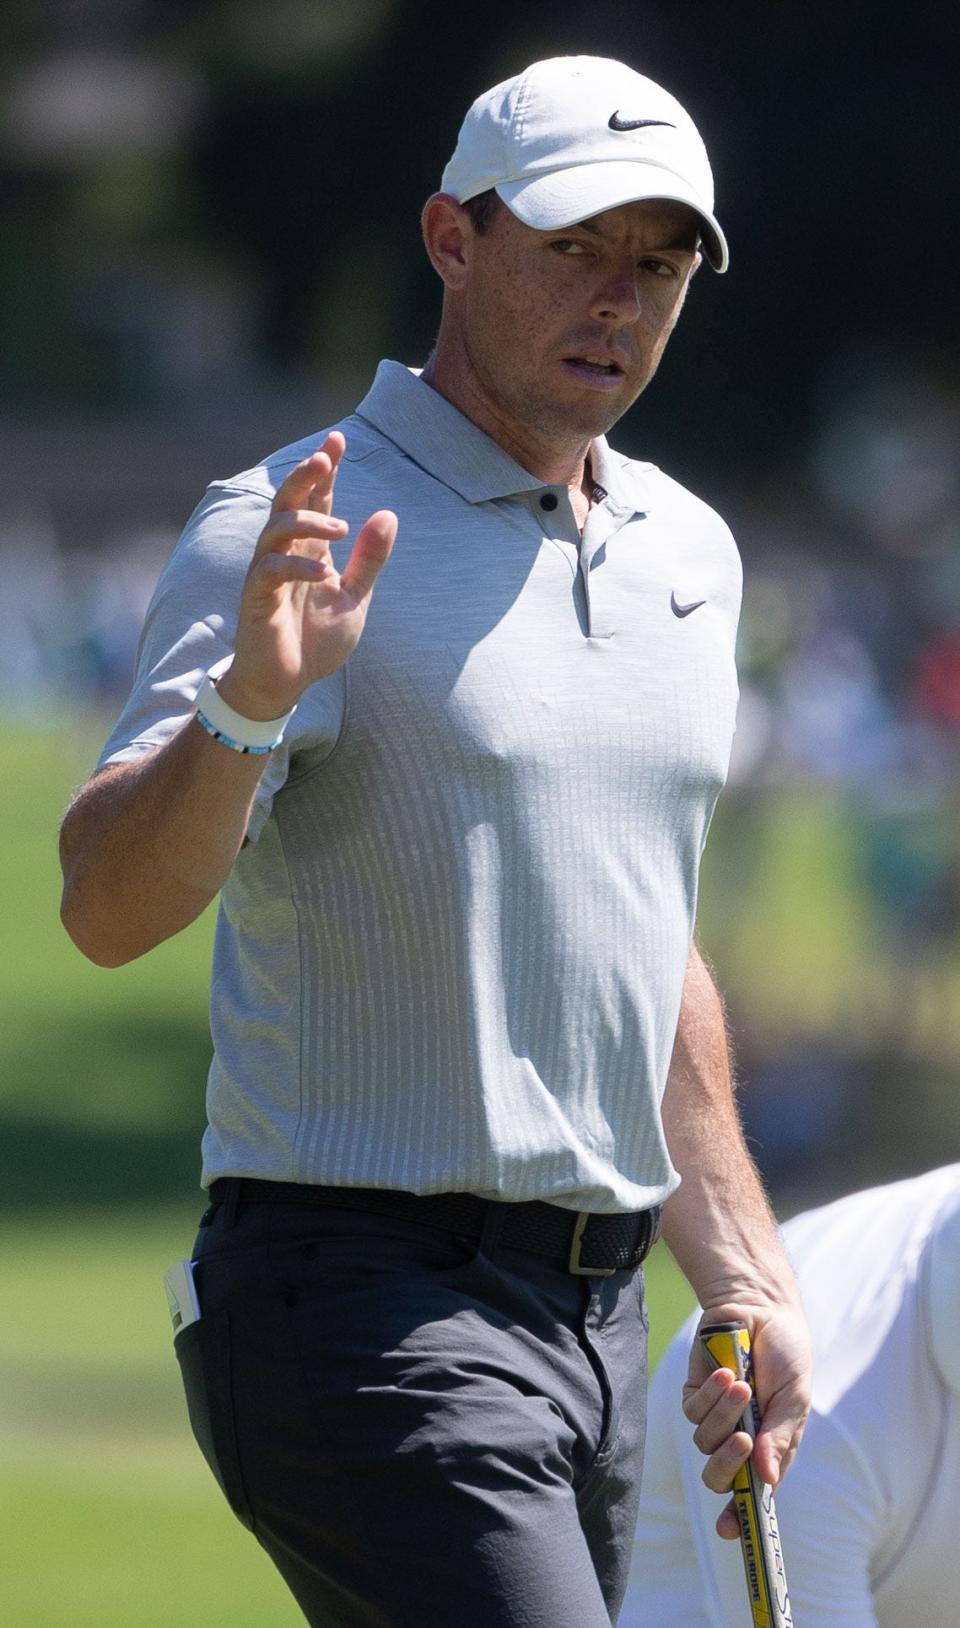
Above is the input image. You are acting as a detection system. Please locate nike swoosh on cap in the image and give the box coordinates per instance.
[608,112,676,132]
[671,591,706,618]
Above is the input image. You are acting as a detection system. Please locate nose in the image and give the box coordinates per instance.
[590,264,642,326]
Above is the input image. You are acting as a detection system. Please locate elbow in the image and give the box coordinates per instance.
[59,903,126,968]
[59,877,143,967]
[69,937,139,970]
[58,786,154,966]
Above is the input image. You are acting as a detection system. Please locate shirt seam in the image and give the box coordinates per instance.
[870,1380,947,1587]
[206,478,285,498]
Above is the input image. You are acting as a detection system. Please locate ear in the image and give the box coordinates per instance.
[421,192,474,290]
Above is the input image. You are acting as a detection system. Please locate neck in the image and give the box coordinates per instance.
[420,348,591,490]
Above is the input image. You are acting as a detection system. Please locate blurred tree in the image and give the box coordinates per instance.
[0,0,956,477]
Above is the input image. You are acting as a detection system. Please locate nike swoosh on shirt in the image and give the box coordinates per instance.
[608,112,676,131]
[671,591,706,618]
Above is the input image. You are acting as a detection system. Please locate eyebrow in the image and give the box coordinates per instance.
[576,218,698,253]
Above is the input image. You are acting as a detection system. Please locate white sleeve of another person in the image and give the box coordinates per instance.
[769,1407,880,1627]
[622,1311,882,1628]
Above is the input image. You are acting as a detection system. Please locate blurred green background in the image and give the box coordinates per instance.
[6,722,960,1623]
[2,2,958,1623]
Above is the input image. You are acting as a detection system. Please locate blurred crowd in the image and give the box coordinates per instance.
[5,361,958,806]
[731,367,960,798]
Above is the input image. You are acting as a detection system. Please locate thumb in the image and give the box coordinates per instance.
[341,509,398,601]
[752,1407,795,1489]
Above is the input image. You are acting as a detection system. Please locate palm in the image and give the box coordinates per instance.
[261,570,367,683]
[228,432,397,718]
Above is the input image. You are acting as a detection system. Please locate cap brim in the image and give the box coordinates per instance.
[496,163,729,272]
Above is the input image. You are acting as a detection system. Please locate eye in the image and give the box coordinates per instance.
[550,238,590,256]
[642,258,681,279]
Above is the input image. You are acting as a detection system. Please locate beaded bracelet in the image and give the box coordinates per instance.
[194,669,295,755]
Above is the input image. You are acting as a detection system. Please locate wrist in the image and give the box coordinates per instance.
[195,663,297,755]
[214,663,299,722]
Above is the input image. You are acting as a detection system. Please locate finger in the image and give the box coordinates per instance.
[682,1368,752,1444]
[268,433,344,520]
[340,509,398,602]
[752,1403,806,1488]
[307,431,346,515]
[715,1498,741,1541]
[258,510,349,554]
[700,1428,753,1495]
[269,452,332,518]
[690,1385,753,1457]
[247,552,338,596]
[682,1364,746,1422]
[683,1326,745,1402]
[749,1355,809,1488]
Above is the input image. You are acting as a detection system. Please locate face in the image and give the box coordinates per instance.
[440,197,700,457]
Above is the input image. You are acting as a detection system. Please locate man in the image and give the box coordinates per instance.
[624,1164,960,1626]
[59,55,809,1627]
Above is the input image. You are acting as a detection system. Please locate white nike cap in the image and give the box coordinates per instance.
[441,55,729,273]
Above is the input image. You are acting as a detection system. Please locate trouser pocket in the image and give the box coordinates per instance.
[175,1309,256,1531]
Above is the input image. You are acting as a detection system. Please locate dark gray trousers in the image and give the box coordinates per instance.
[176,1195,649,1627]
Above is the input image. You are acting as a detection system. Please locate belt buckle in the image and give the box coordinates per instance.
[568,1212,618,1277]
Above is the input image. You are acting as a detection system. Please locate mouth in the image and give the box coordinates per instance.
[561,355,627,390]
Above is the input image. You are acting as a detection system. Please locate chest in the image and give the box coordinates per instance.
[333,501,740,800]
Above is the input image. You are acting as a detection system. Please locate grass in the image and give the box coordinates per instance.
[0,720,216,1207]
[0,719,283,1623]
[0,1206,300,1627]
[3,713,955,1623]
[0,1202,694,1627]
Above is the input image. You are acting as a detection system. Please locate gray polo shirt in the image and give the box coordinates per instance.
[100,361,741,1212]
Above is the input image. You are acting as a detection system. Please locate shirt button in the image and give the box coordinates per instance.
[539,492,559,512]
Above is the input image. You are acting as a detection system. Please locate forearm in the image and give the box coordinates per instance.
[59,437,397,968]
[661,942,810,1493]
[660,942,793,1310]
[59,715,267,966]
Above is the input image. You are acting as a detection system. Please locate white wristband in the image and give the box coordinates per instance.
[194,669,296,755]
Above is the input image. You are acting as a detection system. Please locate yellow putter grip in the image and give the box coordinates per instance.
[699,1322,793,1628]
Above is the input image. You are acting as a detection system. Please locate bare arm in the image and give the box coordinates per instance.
[660,942,811,1536]
[59,433,397,965]
[59,727,268,965]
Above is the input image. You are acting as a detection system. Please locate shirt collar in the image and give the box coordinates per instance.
[354,360,648,515]
[586,434,649,517]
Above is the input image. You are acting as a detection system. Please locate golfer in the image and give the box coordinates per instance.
[60,55,809,1627]
[624,1165,960,1626]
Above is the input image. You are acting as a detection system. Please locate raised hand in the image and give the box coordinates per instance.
[219,431,397,720]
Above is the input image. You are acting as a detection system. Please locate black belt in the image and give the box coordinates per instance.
[208,1178,660,1277]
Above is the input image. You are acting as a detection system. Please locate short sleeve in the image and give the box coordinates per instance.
[96,481,346,839]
